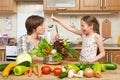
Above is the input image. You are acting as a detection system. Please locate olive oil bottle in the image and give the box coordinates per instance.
[118,35,120,45]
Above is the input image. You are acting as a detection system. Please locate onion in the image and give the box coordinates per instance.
[84,68,94,78]
[94,71,101,78]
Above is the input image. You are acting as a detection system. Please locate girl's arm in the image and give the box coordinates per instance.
[52,16,82,36]
[89,34,105,63]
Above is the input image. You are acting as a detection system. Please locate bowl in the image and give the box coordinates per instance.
[43,55,62,64]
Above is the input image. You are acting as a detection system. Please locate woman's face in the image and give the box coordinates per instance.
[80,20,91,35]
[36,23,45,35]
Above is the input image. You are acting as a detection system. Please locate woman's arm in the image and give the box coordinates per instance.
[52,16,82,36]
[89,34,105,63]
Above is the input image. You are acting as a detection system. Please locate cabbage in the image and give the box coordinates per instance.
[16,52,32,64]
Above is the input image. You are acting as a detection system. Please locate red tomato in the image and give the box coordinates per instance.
[54,67,62,76]
[42,66,51,74]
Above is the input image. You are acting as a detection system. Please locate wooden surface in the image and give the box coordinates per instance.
[0,59,120,80]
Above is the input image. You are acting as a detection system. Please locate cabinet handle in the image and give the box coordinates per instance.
[100,0,103,8]
[104,0,106,8]
[56,8,67,10]
[110,53,112,62]
[2,52,4,61]
[106,52,108,62]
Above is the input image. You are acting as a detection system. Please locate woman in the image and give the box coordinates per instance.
[17,15,45,54]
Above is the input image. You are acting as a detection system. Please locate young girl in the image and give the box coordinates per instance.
[52,15,105,63]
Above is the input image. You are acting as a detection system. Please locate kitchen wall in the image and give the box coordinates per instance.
[0,3,120,44]
[45,13,120,44]
[0,14,17,38]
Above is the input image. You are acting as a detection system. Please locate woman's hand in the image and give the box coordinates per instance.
[52,34,59,43]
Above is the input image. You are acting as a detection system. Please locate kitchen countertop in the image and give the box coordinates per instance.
[0,46,5,50]
[73,44,120,50]
[0,59,120,80]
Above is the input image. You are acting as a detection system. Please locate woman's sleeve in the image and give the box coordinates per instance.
[17,36,28,54]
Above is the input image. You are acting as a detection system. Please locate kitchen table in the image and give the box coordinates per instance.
[0,58,120,80]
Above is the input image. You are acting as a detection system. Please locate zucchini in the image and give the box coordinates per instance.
[17,61,31,67]
[0,64,8,71]
[0,61,31,72]
[103,62,117,70]
[59,72,68,79]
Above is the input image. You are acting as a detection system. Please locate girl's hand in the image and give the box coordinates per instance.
[51,16,60,22]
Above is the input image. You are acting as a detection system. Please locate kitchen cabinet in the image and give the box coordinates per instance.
[80,0,120,11]
[43,0,120,14]
[0,0,17,13]
[43,0,79,13]
[0,49,6,61]
[99,49,120,65]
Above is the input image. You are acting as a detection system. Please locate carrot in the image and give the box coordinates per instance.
[2,62,16,78]
[38,66,42,77]
[28,68,32,77]
[33,66,38,75]
[24,71,28,75]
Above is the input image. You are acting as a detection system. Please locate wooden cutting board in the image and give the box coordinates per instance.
[102,19,111,38]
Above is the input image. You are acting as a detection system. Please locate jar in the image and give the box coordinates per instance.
[2,33,8,46]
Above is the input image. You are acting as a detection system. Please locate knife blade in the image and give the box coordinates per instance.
[55,25,59,34]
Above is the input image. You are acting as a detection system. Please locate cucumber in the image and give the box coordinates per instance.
[75,64,94,70]
[59,72,68,79]
[103,62,117,70]
[0,64,8,71]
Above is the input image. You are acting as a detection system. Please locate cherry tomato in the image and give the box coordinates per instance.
[54,67,62,76]
[42,66,51,74]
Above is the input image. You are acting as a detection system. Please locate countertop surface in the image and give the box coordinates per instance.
[0,59,120,80]
[0,44,120,50]
[0,46,5,50]
[73,44,120,50]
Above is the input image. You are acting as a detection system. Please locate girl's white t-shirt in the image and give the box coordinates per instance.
[80,33,97,61]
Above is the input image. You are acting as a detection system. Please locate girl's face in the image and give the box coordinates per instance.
[35,23,45,35]
[80,20,92,35]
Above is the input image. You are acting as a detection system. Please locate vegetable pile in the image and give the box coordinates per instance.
[0,53,118,79]
[29,38,79,61]
[29,38,63,61]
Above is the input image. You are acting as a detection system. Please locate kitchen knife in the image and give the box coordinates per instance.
[55,25,59,34]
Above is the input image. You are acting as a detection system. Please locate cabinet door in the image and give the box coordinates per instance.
[109,50,120,64]
[99,50,109,63]
[104,0,120,11]
[80,0,102,11]
[0,0,17,13]
[43,0,79,13]
[0,50,6,61]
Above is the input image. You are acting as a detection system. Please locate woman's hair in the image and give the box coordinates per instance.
[25,15,44,35]
[81,15,100,34]
[81,15,100,55]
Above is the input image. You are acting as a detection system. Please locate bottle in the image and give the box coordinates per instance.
[46,30,52,44]
[118,35,120,45]
[2,33,8,46]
